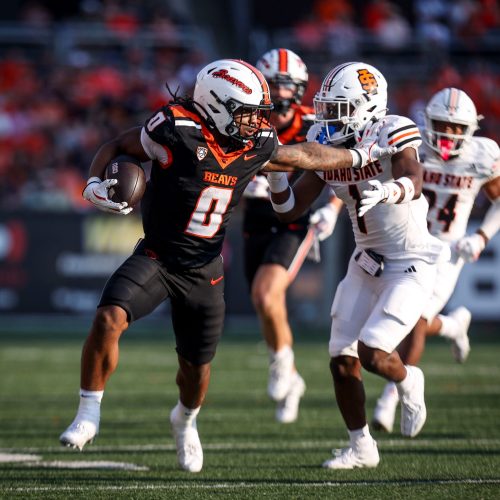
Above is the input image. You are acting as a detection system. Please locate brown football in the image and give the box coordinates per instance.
[104,155,146,207]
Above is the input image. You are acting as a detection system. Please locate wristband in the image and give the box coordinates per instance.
[349,149,363,169]
[267,172,290,193]
[271,189,295,213]
[396,176,415,203]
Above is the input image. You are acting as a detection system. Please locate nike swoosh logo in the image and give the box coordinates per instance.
[210,276,224,285]
[244,153,257,161]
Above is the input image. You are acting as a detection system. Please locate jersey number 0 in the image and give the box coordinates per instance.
[185,186,234,238]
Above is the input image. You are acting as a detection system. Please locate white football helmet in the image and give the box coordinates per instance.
[423,87,480,159]
[313,61,388,145]
[193,59,273,143]
[256,48,308,114]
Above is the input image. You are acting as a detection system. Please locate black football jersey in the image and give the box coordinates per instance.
[141,103,278,269]
[243,105,314,233]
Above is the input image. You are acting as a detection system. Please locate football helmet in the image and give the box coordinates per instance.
[256,48,308,114]
[423,88,480,160]
[313,61,388,145]
[193,59,273,143]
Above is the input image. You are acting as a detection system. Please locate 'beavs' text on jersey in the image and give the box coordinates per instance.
[314,115,443,262]
[141,103,278,268]
[419,137,500,242]
[243,105,314,231]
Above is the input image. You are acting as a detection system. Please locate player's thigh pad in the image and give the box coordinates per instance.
[99,254,169,322]
[359,259,437,353]
[171,257,225,365]
[421,257,464,322]
[329,261,377,358]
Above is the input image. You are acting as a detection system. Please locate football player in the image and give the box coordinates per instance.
[372,88,500,434]
[268,61,449,469]
[59,59,393,473]
[243,48,342,424]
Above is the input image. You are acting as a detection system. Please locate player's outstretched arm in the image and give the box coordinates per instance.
[456,176,500,262]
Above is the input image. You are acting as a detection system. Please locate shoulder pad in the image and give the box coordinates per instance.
[378,115,422,151]
[143,105,178,146]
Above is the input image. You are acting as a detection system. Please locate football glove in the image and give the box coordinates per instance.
[352,120,397,168]
[82,177,132,215]
[455,233,486,262]
[357,179,389,217]
[309,204,338,241]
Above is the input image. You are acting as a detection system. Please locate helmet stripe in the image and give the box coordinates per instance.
[278,48,288,73]
[448,87,459,115]
[322,61,357,91]
[231,59,272,105]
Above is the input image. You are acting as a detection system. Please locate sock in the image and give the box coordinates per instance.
[270,345,293,363]
[437,314,457,339]
[348,424,372,448]
[76,389,103,424]
[396,365,414,396]
[171,400,201,426]
[382,381,398,400]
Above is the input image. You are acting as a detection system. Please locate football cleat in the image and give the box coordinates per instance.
[399,366,426,438]
[170,409,203,473]
[59,419,98,451]
[372,382,399,433]
[275,373,306,424]
[268,351,294,402]
[449,307,472,363]
[322,439,380,470]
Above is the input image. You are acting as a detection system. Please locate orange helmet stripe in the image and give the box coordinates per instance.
[278,48,288,73]
[448,87,459,115]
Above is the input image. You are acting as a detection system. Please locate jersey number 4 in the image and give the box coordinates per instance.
[185,186,233,238]
[422,188,458,232]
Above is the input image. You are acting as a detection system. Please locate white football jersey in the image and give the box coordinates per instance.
[420,136,500,242]
[313,115,444,262]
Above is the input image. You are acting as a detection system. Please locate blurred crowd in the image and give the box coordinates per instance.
[0,0,498,211]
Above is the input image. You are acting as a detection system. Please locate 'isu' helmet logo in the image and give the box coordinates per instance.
[357,69,378,94]
[212,69,252,94]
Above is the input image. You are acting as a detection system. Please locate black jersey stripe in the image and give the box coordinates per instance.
[387,124,417,138]
[394,136,421,148]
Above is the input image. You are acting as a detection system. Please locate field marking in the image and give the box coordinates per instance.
[2,437,500,455]
[0,453,42,463]
[4,478,500,493]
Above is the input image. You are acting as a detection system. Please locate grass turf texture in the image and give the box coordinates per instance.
[1,331,499,499]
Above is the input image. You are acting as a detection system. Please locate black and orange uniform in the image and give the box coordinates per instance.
[99,102,278,364]
[243,105,315,285]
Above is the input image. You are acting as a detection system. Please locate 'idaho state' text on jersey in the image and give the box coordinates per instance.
[141,104,278,268]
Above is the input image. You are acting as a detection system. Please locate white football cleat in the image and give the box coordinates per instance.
[322,439,380,470]
[268,351,294,401]
[170,409,203,473]
[372,382,399,433]
[448,307,472,363]
[59,419,98,451]
[275,373,306,424]
[399,366,426,438]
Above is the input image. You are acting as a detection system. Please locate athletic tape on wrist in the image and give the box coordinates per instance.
[397,176,415,203]
[267,172,289,193]
[381,182,402,204]
[349,149,363,169]
[271,189,295,213]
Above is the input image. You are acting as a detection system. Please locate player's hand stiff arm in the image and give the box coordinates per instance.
[82,177,133,215]
[264,120,396,173]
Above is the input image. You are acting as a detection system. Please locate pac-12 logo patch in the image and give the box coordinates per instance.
[357,69,378,94]
[196,147,208,161]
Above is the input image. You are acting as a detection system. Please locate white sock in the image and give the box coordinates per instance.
[382,381,398,400]
[270,345,293,363]
[76,389,103,424]
[348,424,372,448]
[437,314,457,339]
[171,400,200,426]
[396,365,414,397]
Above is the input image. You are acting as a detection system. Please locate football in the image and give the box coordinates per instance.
[104,155,146,207]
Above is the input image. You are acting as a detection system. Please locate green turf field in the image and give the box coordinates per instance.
[1,332,499,499]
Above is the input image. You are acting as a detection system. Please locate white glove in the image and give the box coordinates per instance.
[352,120,397,168]
[455,233,486,262]
[358,179,388,217]
[309,204,338,241]
[82,177,132,215]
